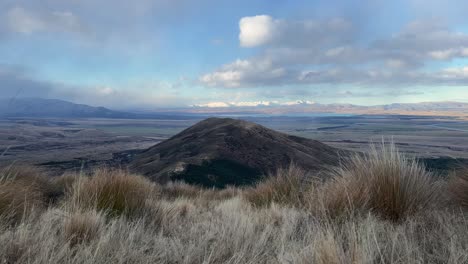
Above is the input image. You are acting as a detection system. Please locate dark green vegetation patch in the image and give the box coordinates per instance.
[421,158,468,175]
[171,159,262,188]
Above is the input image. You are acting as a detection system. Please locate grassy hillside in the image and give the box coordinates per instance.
[1,145,468,263]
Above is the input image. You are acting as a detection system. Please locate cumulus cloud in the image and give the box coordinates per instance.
[201,16,468,88]
[441,66,468,77]
[239,15,277,47]
[200,58,288,87]
[428,48,468,60]
[373,21,468,63]
[433,67,468,84]
[239,15,352,48]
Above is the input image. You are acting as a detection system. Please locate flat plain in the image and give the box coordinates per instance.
[1,114,468,174]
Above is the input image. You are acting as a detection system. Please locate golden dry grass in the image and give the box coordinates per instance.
[448,169,468,208]
[67,168,154,217]
[0,145,467,263]
[52,172,80,195]
[317,145,440,221]
[63,210,104,246]
[0,166,54,223]
[244,144,439,222]
[159,181,201,200]
[243,165,306,207]
[0,181,44,224]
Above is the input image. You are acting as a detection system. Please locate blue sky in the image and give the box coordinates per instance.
[0,0,468,109]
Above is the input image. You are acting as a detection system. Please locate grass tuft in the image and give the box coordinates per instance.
[68,168,154,217]
[159,181,201,200]
[0,166,53,223]
[243,165,306,207]
[448,169,468,208]
[319,144,440,221]
[53,173,80,195]
[63,210,104,246]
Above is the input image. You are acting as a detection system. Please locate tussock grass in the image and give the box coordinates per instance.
[53,172,80,194]
[159,181,239,202]
[0,196,467,263]
[202,185,239,200]
[159,181,201,200]
[1,165,61,199]
[0,181,44,224]
[1,144,468,263]
[63,210,104,246]
[243,165,306,207]
[67,168,154,217]
[448,169,468,208]
[244,144,439,222]
[0,166,55,223]
[318,144,440,221]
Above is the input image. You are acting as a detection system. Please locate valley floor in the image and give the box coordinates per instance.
[2,115,468,176]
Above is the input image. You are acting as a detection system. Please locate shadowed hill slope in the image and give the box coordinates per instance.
[130,117,343,187]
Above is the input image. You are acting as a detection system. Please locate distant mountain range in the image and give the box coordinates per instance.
[184,101,468,116]
[0,98,137,118]
[1,97,468,118]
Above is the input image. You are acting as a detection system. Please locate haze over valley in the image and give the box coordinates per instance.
[1,98,468,176]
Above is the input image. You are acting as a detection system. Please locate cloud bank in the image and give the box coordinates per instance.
[1,1,468,108]
[201,15,468,88]
[0,65,189,109]
[5,7,87,35]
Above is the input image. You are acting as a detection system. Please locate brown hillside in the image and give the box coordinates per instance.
[130,118,343,187]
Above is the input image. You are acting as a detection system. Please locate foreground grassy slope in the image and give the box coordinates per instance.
[1,145,468,263]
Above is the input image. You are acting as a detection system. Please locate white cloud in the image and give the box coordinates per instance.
[462,48,468,56]
[375,21,468,62]
[239,15,352,49]
[428,48,468,60]
[429,49,457,60]
[193,100,315,108]
[239,15,276,47]
[0,64,193,109]
[6,6,86,35]
[194,102,231,107]
[6,7,46,34]
[282,100,315,106]
[439,66,468,78]
[325,46,348,57]
[200,69,243,88]
[97,86,115,96]
[202,16,468,88]
[200,58,287,87]
[386,59,408,69]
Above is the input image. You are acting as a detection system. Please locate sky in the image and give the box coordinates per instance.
[0,0,468,109]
